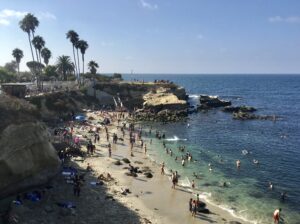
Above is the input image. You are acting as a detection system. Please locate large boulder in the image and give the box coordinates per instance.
[0,122,60,199]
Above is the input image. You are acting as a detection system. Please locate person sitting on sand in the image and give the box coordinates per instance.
[97,173,113,182]
[86,163,92,172]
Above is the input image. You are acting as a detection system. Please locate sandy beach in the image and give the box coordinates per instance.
[9,110,251,224]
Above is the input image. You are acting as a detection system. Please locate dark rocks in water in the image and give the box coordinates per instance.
[134,109,187,122]
[233,111,276,121]
[134,161,143,164]
[223,105,256,113]
[125,172,138,177]
[197,201,206,208]
[122,158,131,164]
[202,183,212,187]
[248,191,264,199]
[144,172,153,178]
[199,95,231,108]
[227,196,237,202]
[114,160,123,166]
[229,221,242,224]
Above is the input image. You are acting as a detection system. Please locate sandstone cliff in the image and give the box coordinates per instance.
[0,95,60,213]
[89,82,187,111]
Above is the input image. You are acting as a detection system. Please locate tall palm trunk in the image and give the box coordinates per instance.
[32,32,42,90]
[76,49,80,83]
[27,32,39,88]
[32,32,39,66]
[72,46,78,80]
[82,54,85,75]
[27,32,35,61]
[17,62,20,81]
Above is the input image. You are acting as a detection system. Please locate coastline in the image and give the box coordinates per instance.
[10,110,252,223]
[77,111,252,224]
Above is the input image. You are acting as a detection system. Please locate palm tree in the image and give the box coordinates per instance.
[19,13,39,63]
[19,13,40,88]
[66,30,79,79]
[88,60,99,97]
[32,35,45,64]
[56,55,74,81]
[41,47,52,65]
[12,48,24,77]
[77,40,89,75]
[74,40,81,79]
[88,60,99,75]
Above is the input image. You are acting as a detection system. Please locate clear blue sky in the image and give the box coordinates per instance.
[1,0,300,74]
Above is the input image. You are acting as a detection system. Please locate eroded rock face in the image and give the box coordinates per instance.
[143,87,187,112]
[0,122,60,200]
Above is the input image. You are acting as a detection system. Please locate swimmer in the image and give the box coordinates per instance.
[280,192,287,201]
[187,123,190,128]
[181,159,185,166]
[269,181,274,190]
[236,160,241,169]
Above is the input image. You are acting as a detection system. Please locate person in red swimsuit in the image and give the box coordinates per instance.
[273,208,281,224]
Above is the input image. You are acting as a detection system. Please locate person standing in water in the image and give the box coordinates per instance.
[236,160,241,169]
[273,208,281,224]
[191,180,195,189]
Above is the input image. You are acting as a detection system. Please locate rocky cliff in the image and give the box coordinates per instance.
[89,82,187,110]
[0,95,60,215]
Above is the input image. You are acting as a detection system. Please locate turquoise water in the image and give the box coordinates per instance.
[124,74,300,224]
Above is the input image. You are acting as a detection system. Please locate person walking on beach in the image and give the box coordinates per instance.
[273,208,281,224]
[189,198,193,214]
[108,143,112,157]
[171,172,176,189]
[192,200,197,217]
[161,162,165,175]
[144,144,147,155]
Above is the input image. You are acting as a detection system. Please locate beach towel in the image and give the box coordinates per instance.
[56,202,76,209]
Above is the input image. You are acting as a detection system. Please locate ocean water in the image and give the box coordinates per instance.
[123,74,300,224]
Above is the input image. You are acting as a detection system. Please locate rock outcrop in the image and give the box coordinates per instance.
[233,111,276,121]
[143,87,187,112]
[0,123,60,198]
[89,82,187,110]
[223,105,256,113]
[199,95,231,109]
[0,95,60,214]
